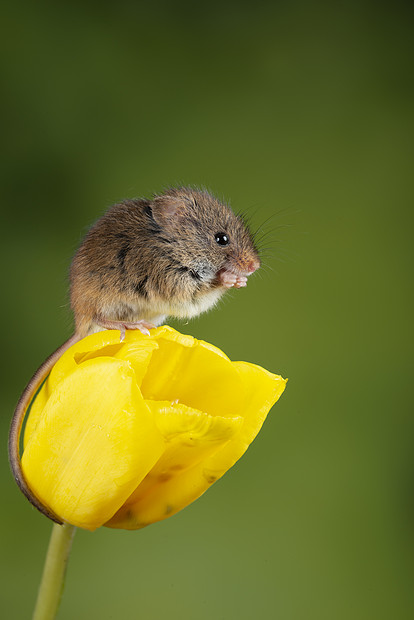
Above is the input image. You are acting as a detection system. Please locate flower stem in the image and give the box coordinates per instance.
[32,523,76,620]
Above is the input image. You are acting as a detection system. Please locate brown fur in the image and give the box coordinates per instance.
[70,187,260,335]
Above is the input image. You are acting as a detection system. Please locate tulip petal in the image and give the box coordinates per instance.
[45,331,126,394]
[24,332,127,448]
[106,362,286,530]
[106,401,242,529]
[140,330,248,418]
[202,362,287,475]
[112,340,159,385]
[22,357,164,530]
[146,400,243,478]
[23,331,158,449]
[23,382,51,449]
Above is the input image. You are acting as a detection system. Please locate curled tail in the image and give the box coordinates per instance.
[8,333,81,523]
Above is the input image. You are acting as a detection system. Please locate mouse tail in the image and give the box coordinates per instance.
[8,333,81,524]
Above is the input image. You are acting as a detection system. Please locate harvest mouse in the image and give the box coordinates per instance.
[9,186,260,523]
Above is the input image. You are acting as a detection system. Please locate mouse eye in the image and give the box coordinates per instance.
[215,232,230,246]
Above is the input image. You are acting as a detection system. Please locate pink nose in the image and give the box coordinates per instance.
[248,258,260,273]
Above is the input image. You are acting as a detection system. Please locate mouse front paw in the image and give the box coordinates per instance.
[218,269,248,289]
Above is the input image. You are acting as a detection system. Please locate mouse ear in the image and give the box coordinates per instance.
[151,195,187,226]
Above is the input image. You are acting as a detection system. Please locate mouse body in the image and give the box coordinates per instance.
[9,187,260,522]
[71,186,260,336]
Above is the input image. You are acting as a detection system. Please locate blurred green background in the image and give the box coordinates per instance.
[1,1,413,618]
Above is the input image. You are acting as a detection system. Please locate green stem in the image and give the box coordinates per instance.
[32,523,76,620]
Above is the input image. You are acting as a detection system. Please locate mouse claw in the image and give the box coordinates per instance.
[137,325,150,337]
[120,321,154,336]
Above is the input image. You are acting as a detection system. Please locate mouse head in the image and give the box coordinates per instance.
[151,187,260,287]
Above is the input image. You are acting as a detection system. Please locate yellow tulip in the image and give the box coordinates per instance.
[22,326,286,531]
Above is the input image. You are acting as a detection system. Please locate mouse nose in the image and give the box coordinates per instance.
[247,258,260,274]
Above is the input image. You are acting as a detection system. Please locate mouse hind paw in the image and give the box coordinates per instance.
[95,319,155,341]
